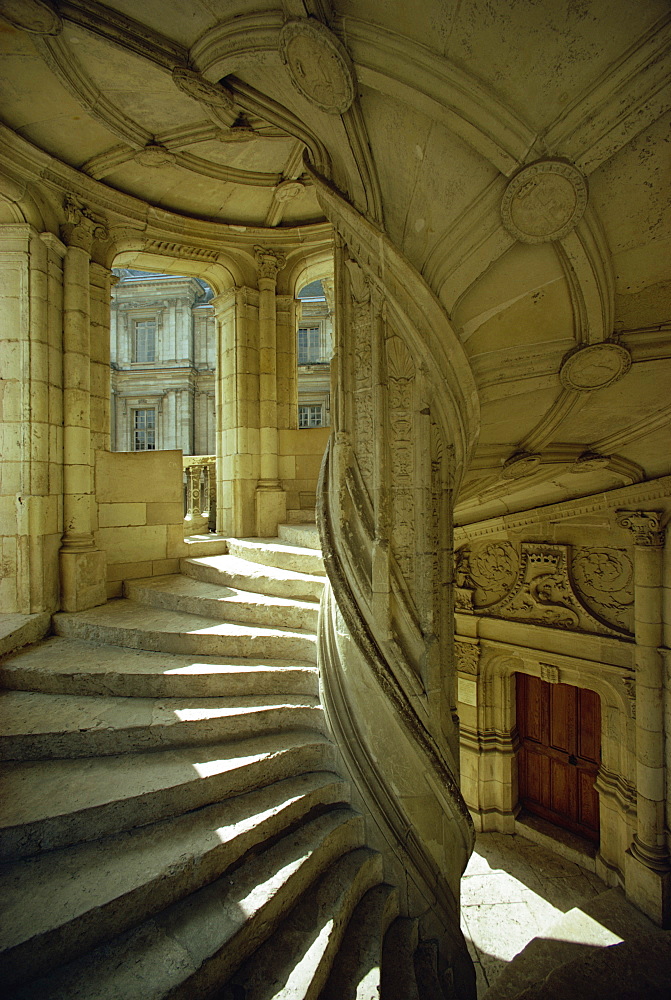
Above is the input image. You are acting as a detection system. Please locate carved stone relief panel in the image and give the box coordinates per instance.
[455,540,518,607]
[387,335,416,583]
[571,547,634,633]
[456,540,632,638]
[455,639,480,675]
[345,258,374,494]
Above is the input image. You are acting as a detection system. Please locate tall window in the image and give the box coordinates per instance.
[133,408,156,450]
[298,326,321,364]
[299,404,323,428]
[134,319,156,363]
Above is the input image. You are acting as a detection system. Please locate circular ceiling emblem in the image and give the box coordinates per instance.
[500,452,542,480]
[135,144,175,167]
[279,19,355,115]
[501,159,587,243]
[0,0,61,34]
[570,452,611,474]
[559,342,631,392]
[172,67,235,112]
[275,180,304,202]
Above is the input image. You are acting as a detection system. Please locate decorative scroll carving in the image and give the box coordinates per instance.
[501,159,588,243]
[387,336,416,580]
[455,541,518,608]
[462,542,631,637]
[560,342,631,392]
[616,509,664,547]
[572,547,634,632]
[455,639,480,675]
[278,19,355,115]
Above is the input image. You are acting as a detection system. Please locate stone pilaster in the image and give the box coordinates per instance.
[59,199,107,611]
[617,509,670,926]
[255,246,287,536]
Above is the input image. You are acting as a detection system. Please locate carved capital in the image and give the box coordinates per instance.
[60,196,108,253]
[254,246,287,282]
[616,510,665,547]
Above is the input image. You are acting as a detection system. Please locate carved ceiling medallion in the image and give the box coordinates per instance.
[559,342,631,392]
[0,0,61,34]
[135,144,175,167]
[501,159,587,243]
[275,180,304,202]
[279,19,355,115]
[172,67,235,111]
[500,451,542,480]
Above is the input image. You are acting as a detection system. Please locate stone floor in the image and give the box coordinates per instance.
[461,831,610,996]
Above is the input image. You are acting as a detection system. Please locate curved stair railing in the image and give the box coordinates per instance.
[309,162,480,986]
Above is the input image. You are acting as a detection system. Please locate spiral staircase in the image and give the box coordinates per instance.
[0,524,474,1000]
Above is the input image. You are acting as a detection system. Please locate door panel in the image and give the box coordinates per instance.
[516,673,601,842]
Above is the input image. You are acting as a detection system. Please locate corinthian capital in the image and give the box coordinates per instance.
[254,246,287,282]
[616,510,665,547]
[60,196,109,252]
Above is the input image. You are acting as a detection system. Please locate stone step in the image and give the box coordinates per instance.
[53,599,318,663]
[1,773,349,989]
[0,730,337,860]
[0,688,324,761]
[0,635,318,700]
[124,575,320,632]
[278,523,322,551]
[222,848,384,1000]
[320,883,399,1000]
[182,553,325,602]
[381,917,420,1000]
[11,809,366,999]
[227,537,326,576]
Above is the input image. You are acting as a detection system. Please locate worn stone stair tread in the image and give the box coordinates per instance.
[481,887,658,1000]
[124,575,320,630]
[218,848,384,1000]
[52,600,317,661]
[0,688,324,760]
[380,917,420,1000]
[0,635,318,699]
[278,523,322,551]
[0,772,349,987]
[319,883,399,1000]
[10,807,365,999]
[182,554,325,601]
[227,537,326,575]
[0,730,337,859]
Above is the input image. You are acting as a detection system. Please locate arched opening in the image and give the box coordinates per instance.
[296,278,333,430]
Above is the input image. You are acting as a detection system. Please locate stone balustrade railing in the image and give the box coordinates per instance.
[183,455,216,535]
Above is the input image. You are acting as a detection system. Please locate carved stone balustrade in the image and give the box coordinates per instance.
[183,455,216,535]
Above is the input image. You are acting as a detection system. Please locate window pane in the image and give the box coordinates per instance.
[135,320,156,363]
[298,326,321,364]
[299,404,323,428]
[134,408,156,450]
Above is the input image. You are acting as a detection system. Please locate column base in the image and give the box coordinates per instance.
[60,546,107,612]
[625,842,671,927]
[256,481,286,537]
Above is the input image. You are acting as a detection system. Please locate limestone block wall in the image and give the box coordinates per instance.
[94,450,185,598]
[279,427,330,521]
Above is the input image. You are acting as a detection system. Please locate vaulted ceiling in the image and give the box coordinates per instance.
[0,0,669,522]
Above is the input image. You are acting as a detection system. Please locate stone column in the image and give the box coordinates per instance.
[212,287,260,537]
[59,200,107,612]
[255,246,287,536]
[617,509,670,926]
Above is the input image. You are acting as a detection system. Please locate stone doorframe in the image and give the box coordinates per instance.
[458,642,637,890]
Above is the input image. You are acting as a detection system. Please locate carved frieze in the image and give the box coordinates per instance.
[456,541,632,638]
[501,159,588,244]
[278,19,355,115]
[455,639,480,675]
[571,547,634,632]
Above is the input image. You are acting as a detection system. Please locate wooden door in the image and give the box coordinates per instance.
[516,673,601,842]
